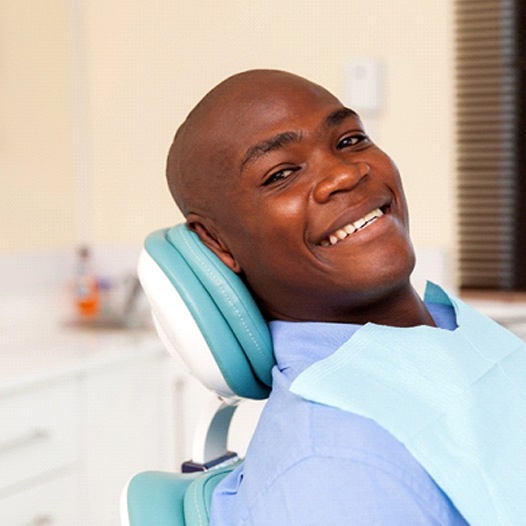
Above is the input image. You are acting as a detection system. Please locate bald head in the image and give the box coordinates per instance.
[166,69,340,217]
[162,69,422,325]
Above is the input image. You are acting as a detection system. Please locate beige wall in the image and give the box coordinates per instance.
[1,0,77,250]
[1,0,455,254]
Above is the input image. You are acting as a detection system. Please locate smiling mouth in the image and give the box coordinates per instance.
[319,207,386,247]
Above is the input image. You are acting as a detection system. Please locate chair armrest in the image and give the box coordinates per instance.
[121,470,200,526]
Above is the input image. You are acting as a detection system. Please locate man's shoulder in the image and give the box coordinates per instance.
[211,385,467,526]
[245,382,432,494]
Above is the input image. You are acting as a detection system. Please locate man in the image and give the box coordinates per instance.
[166,69,468,524]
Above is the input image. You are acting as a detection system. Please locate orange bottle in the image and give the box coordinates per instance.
[74,246,99,318]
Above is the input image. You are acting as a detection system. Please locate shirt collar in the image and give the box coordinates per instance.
[269,283,457,379]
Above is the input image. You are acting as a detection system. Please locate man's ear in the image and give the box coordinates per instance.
[186,217,242,274]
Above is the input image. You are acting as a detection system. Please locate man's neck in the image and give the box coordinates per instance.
[339,284,436,328]
[265,282,436,327]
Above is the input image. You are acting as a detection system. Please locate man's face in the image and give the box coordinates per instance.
[191,75,415,322]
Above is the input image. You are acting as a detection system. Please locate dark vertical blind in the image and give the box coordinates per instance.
[455,0,525,289]
[514,1,526,287]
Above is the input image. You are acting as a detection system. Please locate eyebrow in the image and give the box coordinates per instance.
[324,107,359,128]
[241,131,302,171]
[240,107,360,171]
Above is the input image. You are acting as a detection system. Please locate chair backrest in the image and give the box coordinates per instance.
[137,224,275,400]
[122,224,275,526]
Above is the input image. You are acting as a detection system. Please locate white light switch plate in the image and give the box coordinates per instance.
[345,59,382,113]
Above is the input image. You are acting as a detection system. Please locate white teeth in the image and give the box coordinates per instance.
[364,210,379,222]
[321,207,384,247]
[352,217,366,229]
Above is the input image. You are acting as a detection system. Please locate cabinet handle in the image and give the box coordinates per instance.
[0,428,51,455]
[26,514,55,525]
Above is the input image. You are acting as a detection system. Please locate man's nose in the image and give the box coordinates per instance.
[312,160,370,203]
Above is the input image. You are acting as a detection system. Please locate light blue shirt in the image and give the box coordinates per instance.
[210,302,469,525]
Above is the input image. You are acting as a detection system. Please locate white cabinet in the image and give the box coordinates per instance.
[0,473,80,526]
[0,378,80,525]
[0,345,173,526]
[78,352,172,525]
[0,379,78,495]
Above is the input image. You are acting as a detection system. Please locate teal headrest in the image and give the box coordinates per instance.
[141,224,275,399]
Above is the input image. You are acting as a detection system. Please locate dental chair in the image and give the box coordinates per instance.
[121,224,276,526]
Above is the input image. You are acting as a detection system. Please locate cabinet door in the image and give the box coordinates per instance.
[0,473,80,525]
[0,379,77,493]
[78,351,172,526]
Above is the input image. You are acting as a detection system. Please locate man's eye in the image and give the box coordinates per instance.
[264,168,296,186]
[337,134,368,150]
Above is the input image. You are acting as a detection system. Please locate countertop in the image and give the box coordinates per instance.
[0,292,166,395]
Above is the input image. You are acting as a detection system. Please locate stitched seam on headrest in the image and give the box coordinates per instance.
[190,470,229,525]
[182,233,273,369]
[190,481,205,526]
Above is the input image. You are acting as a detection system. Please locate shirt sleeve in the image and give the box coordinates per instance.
[242,455,468,526]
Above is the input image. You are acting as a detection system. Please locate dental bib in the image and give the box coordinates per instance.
[290,282,526,526]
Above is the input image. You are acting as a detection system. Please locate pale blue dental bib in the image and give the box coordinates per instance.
[290,282,526,526]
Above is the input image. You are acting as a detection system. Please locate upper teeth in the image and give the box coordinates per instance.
[321,208,384,246]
